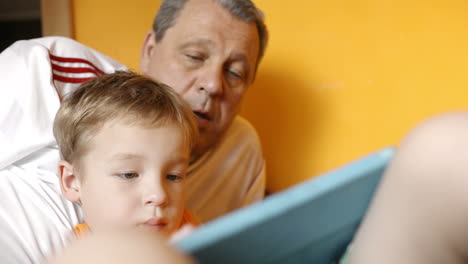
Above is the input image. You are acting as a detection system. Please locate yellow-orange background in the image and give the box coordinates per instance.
[72,0,468,192]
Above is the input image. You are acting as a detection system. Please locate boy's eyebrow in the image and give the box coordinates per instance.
[172,156,189,164]
[109,153,189,164]
[110,153,143,161]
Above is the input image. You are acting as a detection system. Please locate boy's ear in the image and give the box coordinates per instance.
[139,29,157,74]
[58,160,81,203]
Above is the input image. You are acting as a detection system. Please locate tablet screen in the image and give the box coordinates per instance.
[177,147,394,264]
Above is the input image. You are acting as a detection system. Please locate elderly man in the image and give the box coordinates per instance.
[0,0,268,263]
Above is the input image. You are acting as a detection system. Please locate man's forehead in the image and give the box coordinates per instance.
[172,0,258,42]
[161,0,260,74]
[171,20,259,61]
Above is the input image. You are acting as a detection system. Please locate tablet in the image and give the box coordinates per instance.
[177,147,395,264]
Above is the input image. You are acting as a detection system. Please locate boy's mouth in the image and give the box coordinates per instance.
[139,218,167,231]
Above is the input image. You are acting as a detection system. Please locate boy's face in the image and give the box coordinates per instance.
[60,120,189,238]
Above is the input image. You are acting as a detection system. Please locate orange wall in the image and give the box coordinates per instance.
[73,0,468,192]
[73,0,160,70]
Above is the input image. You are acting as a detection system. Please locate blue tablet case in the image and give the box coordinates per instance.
[177,147,395,264]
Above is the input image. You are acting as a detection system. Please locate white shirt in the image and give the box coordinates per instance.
[0,37,266,263]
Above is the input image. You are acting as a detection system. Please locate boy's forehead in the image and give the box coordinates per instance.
[85,120,190,157]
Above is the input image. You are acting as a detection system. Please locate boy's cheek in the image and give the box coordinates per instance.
[81,197,134,230]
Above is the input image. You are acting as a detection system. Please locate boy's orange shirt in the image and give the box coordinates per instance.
[74,209,197,238]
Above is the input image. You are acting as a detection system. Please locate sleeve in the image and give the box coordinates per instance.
[0,37,127,170]
[0,40,60,170]
[241,159,266,206]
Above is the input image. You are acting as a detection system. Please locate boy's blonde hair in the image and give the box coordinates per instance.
[53,71,198,168]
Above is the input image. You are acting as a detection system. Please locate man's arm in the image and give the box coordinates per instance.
[0,37,127,170]
[0,39,60,169]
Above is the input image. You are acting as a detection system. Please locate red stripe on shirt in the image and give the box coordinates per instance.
[51,63,101,75]
[52,73,95,84]
[49,53,105,75]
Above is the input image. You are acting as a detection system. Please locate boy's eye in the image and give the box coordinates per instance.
[166,174,182,181]
[116,172,139,180]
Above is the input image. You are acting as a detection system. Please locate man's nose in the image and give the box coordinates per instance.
[198,65,223,96]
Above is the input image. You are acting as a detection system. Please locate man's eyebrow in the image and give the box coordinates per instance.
[179,38,215,49]
[230,53,250,73]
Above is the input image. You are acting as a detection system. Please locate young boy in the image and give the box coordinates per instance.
[53,71,198,239]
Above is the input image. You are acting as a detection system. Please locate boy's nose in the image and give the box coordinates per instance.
[144,185,168,207]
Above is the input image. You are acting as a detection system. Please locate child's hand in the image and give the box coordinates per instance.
[170,224,196,243]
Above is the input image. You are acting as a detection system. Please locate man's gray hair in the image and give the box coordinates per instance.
[153,0,268,71]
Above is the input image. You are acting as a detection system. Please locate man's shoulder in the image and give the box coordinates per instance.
[192,115,263,169]
[213,115,264,161]
[186,116,266,221]
[226,116,261,144]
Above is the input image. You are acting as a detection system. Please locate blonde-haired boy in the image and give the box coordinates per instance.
[53,71,198,239]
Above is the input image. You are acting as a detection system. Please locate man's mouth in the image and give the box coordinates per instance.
[193,111,211,121]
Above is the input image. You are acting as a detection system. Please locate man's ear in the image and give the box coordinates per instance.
[58,160,81,203]
[139,29,157,74]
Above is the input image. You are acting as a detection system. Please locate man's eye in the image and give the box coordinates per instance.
[226,68,244,81]
[116,172,139,180]
[166,174,182,181]
[228,70,242,79]
[185,54,203,61]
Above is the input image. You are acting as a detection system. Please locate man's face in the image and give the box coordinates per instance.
[71,120,189,238]
[140,0,260,158]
